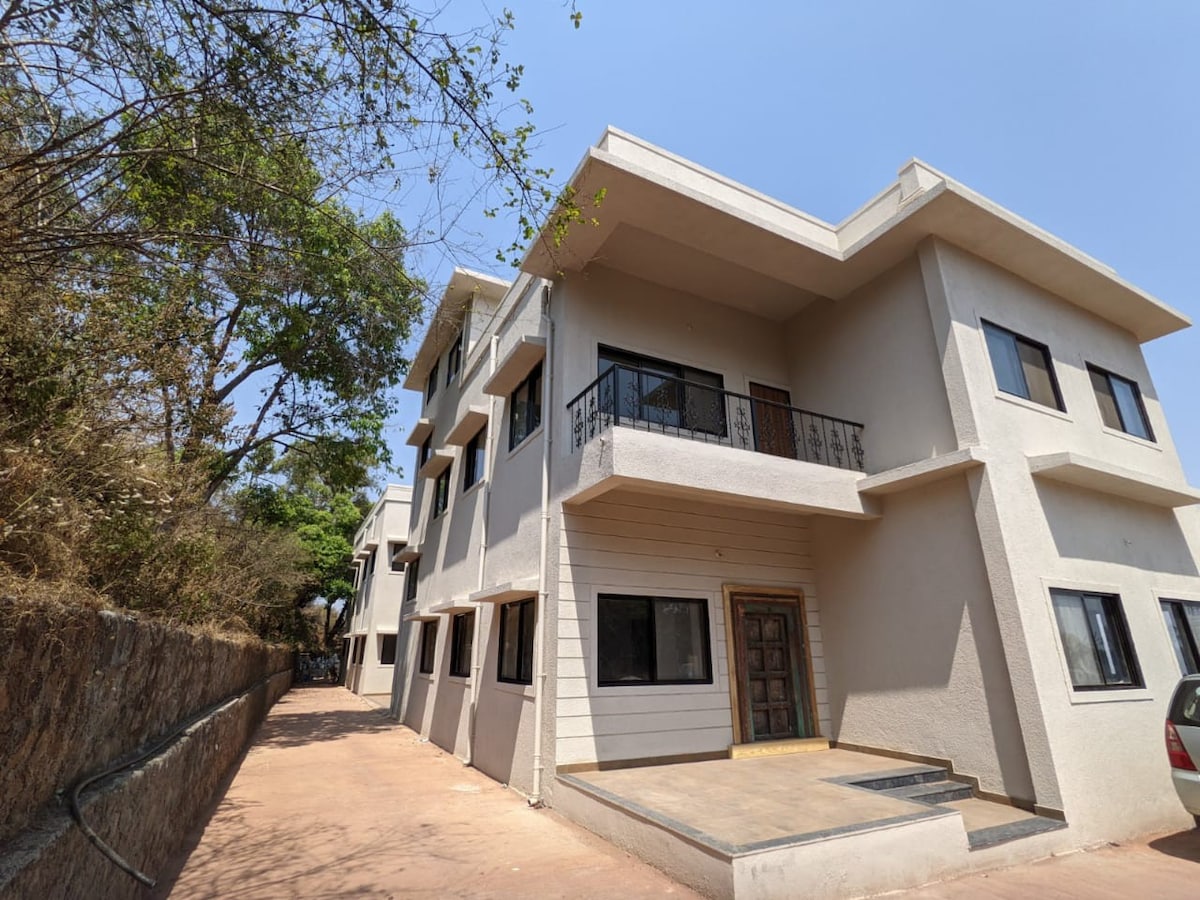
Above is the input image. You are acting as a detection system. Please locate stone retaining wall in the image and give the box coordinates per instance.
[0,600,292,897]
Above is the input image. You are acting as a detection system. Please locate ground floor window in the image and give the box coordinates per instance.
[379,634,398,666]
[597,594,712,686]
[498,598,536,684]
[1161,599,1200,675]
[419,621,437,674]
[352,637,365,665]
[1050,589,1142,690]
[450,612,474,678]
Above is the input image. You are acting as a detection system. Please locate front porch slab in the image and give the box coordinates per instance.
[554,749,1076,899]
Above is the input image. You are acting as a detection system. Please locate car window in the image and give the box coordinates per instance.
[1169,680,1200,726]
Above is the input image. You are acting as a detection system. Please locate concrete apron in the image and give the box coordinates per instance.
[554,749,1076,900]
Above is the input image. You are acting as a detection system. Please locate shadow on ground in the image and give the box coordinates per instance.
[1148,828,1200,863]
[250,687,395,750]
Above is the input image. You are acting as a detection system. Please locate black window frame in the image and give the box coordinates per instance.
[404,556,420,602]
[418,435,432,469]
[1050,589,1143,691]
[1161,598,1200,676]
[498,598,536,685]
[418,621,437,674]
[389,542,407,573]
[379,633,398,666]
[432,467,451,518]
[426,359,439,403]
[597,594,713,687]
[1087,363,1155,442]
[446,330,463,385]
[508,361,543,451]
[352,637,365,665]
[981,320,1065,412]
[450,611,474,678]
[463,424,487,490]
[598,345,727,437]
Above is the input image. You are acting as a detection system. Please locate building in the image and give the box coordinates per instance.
[390,128,1200,886]
[344,484,413,699]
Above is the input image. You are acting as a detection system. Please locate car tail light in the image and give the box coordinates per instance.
[1166,720,1197,771]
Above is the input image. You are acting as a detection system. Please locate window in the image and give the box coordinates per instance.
[598,346,726,436]
[463,425,486,490]
[379,634,398,666]
[389,542,407,573]
[450,612,474,678]
[426,360,439,403]
[1162,599,1200,675]
[418,435,432,468]
[433,467,450,517]
[498,598,536,684]
[353,637,365,665]
[1088,364,1154,441]
[447,330,463,385]
[404,557,420,602]
[597,594,712,686]
[982,321,1064,411]
[509,362,543,450]
[418,621,437,674]
[1050,589,1142,690]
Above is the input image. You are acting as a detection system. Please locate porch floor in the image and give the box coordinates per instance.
[561,749,967,852]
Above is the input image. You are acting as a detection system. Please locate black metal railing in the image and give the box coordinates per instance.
[566,364,866,472]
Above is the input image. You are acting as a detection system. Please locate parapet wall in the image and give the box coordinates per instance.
[0,600,292,897]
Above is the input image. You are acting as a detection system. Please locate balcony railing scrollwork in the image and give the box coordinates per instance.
[566,364,866,472]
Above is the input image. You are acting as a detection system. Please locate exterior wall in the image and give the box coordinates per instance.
[345,485,412,696]
[932,240,1200,837]
[814,475,1035,802]
[555,491,827,766]
[785,256,959,474]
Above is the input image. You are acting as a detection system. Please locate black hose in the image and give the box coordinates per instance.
[67,667,292,889]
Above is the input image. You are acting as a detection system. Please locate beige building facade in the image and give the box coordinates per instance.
[344,484,413,698]
[391,129,1200,851]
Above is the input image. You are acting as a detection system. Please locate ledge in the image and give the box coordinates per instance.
[445,406,489,446]
[402,612,439,623]
[469,577,540,605]
[430,599,477,615]
[1028,451,1200,508]
[482,336,546,397]
[392,545,421,564]
[416,451,454,481]
[405,418,434,447]
[858,448,987,496]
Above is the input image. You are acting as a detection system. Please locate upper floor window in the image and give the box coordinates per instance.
[598,346,725,436]
[982,321,1064,411]
[446,330,463,385]
[426,359,439,403]
[1050,589,1142,691]
[433,467,451,517]
[389,542,407,573]
[509,362,543,450]
[1162,599,1200,675]
[418,435,432,468]
[404,556,420,602]
[379,634,398,666]
[464,424,486,490]
[450,611,474,678]
[1088,364,1154,441]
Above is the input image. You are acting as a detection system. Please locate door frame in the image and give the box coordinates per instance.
[722,584,820,745]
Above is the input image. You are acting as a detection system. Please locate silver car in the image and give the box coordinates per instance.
[1167,674,1200,825]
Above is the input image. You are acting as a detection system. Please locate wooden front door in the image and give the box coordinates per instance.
[749,383,797,459]
[731,595,815,743]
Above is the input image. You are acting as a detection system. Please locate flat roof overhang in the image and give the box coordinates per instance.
[524,130,1188,342]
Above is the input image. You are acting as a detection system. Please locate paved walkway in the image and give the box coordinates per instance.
[154,684,699,899]
[155,683,1200,899]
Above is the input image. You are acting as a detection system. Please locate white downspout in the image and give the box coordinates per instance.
[530,284,553,806]
[466,332,500,767]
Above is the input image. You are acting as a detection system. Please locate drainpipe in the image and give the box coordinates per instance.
[530,283,553,806]
[466,333,500,767]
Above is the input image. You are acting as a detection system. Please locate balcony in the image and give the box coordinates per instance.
[567,364,866,471]
[564,365,876,518]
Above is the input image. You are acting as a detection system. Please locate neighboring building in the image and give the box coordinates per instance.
[344,484,413,698]
[392,128,1200,851]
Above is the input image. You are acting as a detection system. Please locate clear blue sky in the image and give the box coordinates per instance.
[390,0,1200,483]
